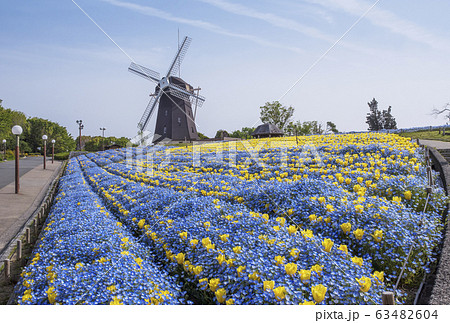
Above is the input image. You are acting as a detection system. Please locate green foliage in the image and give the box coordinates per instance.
[81,136,130,152]
[326,121,339,134]
[215,130,229,139]
[54,152,70,160]
[285,120,324,136]
[0,100,75,154]
[229,127,255,139]
[260,101,294,132]
[197,132,209,140]
[366,98,397,131]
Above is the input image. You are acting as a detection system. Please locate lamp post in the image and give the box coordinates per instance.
[2,139,5,161]
[76,120,84,150]
[51,139,55,164]
[11,125,23,194]
[100,127,106,151]
[42,135,48,169]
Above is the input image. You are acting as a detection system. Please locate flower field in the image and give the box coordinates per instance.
[14,133,447,305]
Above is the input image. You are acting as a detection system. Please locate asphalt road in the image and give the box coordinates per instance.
[0,157,46,189]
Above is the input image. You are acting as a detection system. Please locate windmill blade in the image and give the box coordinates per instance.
[138,91,162,131]
[166,36,192,78]
[167,83,205,108]
[129,62,160,83]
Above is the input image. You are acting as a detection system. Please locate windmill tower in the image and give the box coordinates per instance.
[129,36,205,144]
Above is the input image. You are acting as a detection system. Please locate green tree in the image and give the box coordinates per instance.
[366,98,397,131]
[215,130,229,139]
[326,121,339,134]
[0,101,27,150]
[230,127,255,139]
[260,101,294,133]
[198,132,209,140]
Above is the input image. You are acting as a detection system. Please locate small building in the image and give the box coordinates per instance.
[251,123,284,138]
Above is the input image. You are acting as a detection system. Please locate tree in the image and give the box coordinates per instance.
[260,101,294,133]
[431,103,450,123]
[365,98,397,131]
[326,121,339,134]
[25,117,76,153]
[230,127,255,139]
[215,130,229,139]
[198,132,209,140]
[382,106,397,129]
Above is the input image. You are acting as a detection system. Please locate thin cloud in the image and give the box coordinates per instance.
[100,0,304,54]
[308,0,450,52]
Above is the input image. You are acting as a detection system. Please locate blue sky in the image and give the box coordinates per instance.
[1,0,450,139]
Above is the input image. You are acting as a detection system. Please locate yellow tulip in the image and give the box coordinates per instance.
[392,196,402,203]
[299,300,316,305]
[309,214,317,222]
[404,190,412,200]
[275,255,285,265]
[110,296,123,305]
[356,276,372,292]
[263,280,275,291]
[337,244,348,255]
[311,264,323,275]
[340,222,351,234]
[137,219,145,229]
[287,225,297,235]
[285,263,298,276]
[351,256,363,267]
[203,221,211,230]
[226,298,235,305]
[190,239,198,248]
[276,217,286,226]
[372,230,383,242]
[201,237,211,247]
[273,286,287,301]
[216,254,226,265]
[237,265,246,277]
[248,271,260,281]
[353,228,364,240]
[318,196,326,204]
[290,248,300,259]
[233,246,242,254]
[311,284,327,303]
[220,234,229,242]
[322,238,334,252]
[299,269,311,283]
[301,229,314,239]
[175,253,185,265]
[179,231,188,240]
[193,266,203,275]
[215,288,226,303]
[372,271,384,285]
[287,209,294,215]
[209,278,220,292]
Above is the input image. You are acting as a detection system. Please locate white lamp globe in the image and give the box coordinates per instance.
[11,125,23,135]
[42,135,48,140]
[2,139,6,144]
[51,139,55,144]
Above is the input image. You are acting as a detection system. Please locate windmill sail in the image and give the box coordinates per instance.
[138,91,161,131]
[129,62,160,83]
[166,36,192,78]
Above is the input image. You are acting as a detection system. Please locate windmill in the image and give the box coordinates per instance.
[129,36,205,144]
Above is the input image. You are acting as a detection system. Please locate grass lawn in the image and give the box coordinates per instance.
[398,130,450,142]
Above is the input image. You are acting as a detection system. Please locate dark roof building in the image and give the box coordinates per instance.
[252,123,284,138]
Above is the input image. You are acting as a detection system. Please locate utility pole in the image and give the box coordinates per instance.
[76,120,84,150]
[100,127,106,151]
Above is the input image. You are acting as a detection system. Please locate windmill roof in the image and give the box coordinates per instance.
[252,123,284,136]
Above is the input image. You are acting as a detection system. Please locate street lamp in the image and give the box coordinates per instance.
[51,139,55,164]
[2,139,5,161]
[11,125,23,194]
[42,135,48,169]
[100,127,106,151]
[76,120,84,151]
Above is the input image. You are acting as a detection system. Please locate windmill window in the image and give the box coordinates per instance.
[178,117,181,125]
[191,127,194,133]
[165,110,168,117]
[163,126,167,134]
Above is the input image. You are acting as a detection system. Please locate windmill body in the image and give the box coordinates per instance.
[129,36,205,144]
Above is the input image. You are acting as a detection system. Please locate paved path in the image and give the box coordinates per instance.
[0,157,46,189]
[419,139,450,150]
[0,160,62,256]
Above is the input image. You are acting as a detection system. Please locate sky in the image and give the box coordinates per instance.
[1,0,450,139]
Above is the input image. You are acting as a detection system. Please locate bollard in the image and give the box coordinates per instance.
[4,259,10,279]
[382,292,395,305]
[38,212,41,224]
[416,138,419,145]
[33,219,37,234]
[26,228,31,243]
[17,240,22,261]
